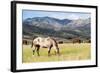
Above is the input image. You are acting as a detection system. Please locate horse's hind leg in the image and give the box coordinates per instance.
[32,46,36,55]
[36,46,40,56]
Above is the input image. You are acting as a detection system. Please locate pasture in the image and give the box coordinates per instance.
[22,43,91,63]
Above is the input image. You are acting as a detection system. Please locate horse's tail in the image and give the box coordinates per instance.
[31,41,33,48]
[31,36,37,48]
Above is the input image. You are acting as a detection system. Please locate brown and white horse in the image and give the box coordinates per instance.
[31,37,60,56]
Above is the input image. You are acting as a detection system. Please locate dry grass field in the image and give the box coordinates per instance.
[22,43,91,63]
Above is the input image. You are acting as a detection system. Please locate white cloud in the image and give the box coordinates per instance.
[67,14,80,20]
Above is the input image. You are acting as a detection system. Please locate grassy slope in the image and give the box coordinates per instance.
[22,43,91,63]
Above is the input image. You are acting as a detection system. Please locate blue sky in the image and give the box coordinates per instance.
[22,10,91,20]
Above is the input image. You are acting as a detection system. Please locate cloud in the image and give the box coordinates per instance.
[23,10,91,20]
[67,14,80,20]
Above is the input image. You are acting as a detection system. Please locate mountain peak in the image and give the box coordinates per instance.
[23,17,90,30]
[23,17,91,39]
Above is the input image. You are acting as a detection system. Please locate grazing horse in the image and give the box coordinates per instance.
[31,37,60,56]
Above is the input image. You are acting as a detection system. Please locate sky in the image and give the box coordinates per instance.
[22,10,91,20]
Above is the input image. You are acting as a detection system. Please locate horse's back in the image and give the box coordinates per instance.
[33,37,53,48]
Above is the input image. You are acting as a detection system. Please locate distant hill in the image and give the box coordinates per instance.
[23,17,91,39]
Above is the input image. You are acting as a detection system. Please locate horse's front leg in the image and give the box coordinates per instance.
[55,47,60,56]
[48,47,51,56]
[57,48,60,56]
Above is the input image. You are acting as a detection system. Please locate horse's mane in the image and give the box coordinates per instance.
[50,37,58,47]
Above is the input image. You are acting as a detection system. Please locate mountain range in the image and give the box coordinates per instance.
[23,16,91,39]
